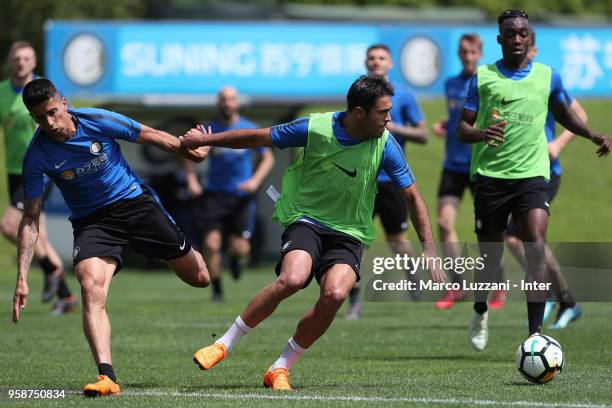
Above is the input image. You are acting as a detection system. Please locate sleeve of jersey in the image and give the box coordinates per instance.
[269,116,309,149]
[402,91,425,126]
[381,136,415,189]
[96,109,143,142]
[549,70,569,106]
[22,150,45,199]
[463,75,479,112]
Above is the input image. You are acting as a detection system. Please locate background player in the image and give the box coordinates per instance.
[346,44,428,319]
[432,33,490,310]
[0,41,76,313]
[505,29,587,329]
[458,9,610,351]
[184,87,274,302]
[12,78,211,397]
[182,75,444,391]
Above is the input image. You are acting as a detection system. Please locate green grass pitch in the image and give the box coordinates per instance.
[0,99,611,407]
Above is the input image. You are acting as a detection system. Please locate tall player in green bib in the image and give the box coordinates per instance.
[458,9,610,351]
[181,75,445,390]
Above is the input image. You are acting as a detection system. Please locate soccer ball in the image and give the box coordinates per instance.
[516,334,563,384]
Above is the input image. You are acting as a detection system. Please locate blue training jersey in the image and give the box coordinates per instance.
[377,81,424,183]
[206,117,266,196]
[443,73,473,174]
[22,108,143,220]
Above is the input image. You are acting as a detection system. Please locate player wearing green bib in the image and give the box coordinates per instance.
[0,41,75,312]
[181,76,445,390]
[458,9,610,351]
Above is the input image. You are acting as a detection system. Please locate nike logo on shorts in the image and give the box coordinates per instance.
[179,238,186,250]
[332,162,357,178]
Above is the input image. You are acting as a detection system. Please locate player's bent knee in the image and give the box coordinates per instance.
[275,274,305,296]
[320,286,349,306]
[203,232,222,253]
[437,216,453,235]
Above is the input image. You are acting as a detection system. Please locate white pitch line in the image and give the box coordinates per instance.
[93,389,610,408]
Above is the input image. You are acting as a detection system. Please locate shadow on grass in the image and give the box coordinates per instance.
[354,355,509,363]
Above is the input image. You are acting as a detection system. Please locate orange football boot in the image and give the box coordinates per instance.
[263,366,293,391]
[193,343,227,370]
[83,375,120,397]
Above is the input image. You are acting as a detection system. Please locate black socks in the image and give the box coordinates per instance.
[97,363,117,383]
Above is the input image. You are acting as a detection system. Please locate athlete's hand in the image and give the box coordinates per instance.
[12,279,29,323]
[423,244,446,284]
[484,120,507,147]
[433,120,447,138]
[181,145,211,163]
[187,176,204,197]
[548,140,562,161]
[590,133,611,157]
[386,122,398,134]
[180,125,212,150]
[237,178,260,194]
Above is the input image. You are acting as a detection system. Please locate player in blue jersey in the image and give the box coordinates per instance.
[346,43,428,319]
[505,30,587,329]
[184,87,274,302]
[432,33,482,310]
[0,41,76,312]
[11,78,211,397]
[181,75,444,391]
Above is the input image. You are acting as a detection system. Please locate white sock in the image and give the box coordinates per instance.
[215,316,252,352]
[271,337,307,371]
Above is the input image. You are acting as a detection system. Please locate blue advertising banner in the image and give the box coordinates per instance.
[46,21,612,101]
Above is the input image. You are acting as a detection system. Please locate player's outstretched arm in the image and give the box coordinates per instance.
[387,120,428,144]
[400,184,446,283]
[136,125,210,163]
[180,127,273,150]
[13,196,42,323]
[550,99,610,157]
[549,99,587,160]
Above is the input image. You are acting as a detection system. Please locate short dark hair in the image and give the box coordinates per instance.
[347,75,394,113]
[22,78,60,109]
[498,9,529,24]
[459,33,482,50]
[366,43,391,56]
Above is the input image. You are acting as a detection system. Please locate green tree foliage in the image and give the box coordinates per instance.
[0,0,144,75]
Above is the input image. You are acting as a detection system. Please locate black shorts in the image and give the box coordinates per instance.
[372,182,408,235]
[473,174,549,234]
[437,169,474,199]
[274,222,364,289]
[197,191,255,239]
[506,174,561,237]
[71,187,191,273]
[8,174,53,210]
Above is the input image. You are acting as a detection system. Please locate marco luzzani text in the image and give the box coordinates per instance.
[370,254,552,292]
